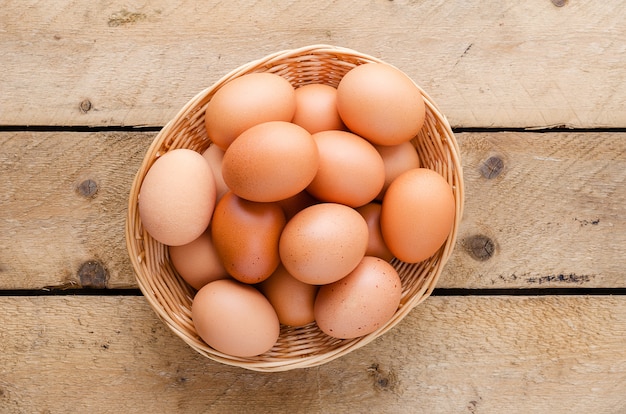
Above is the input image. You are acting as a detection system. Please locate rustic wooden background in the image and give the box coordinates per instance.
[1,1,625,413]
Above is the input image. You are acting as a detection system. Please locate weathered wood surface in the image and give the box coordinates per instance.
[2,0,625,412]
[1,295,624,414]
[1,0,624,129]
[1,131,624,290]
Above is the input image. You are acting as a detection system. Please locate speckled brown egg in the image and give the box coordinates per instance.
[279,203,368,285]
[314,256,402,339]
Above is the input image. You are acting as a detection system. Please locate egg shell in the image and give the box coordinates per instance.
[257,264,319,327]
[336,63,426,146]
[291,83,345,134]
[277,190,319,221]
[211,191,286,284]
[168,228,229,291]
[374,141,421,201]
[355,202,394,262]
[222,121,319,203]
[306,130,385,208]
[279,202,368,285]
[204,73,296,150]
[201,144,229,203]
[314,256,402,339]
[192,279,280,357]
[138,149,216,246]
[381,168,455,263]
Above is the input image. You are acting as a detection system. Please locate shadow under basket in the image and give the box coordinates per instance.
[126,44,464,372]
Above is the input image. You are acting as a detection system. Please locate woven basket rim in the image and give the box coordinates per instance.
[126,44,464,372]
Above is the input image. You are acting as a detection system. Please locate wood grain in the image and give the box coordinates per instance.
[1,0,624,128]
[1,131,624,290]
[0,131,153,289]
[0,295,623,413]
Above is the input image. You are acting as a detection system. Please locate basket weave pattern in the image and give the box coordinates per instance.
[126,45,464,372]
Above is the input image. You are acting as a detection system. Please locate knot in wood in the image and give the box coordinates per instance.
[479,156,504,179]
[78,260,108,289]
[77,179,98,197]
[79,99,92,113]
[465,235,495,261]
[551,0,567,6]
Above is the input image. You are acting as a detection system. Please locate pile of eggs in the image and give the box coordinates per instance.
[138,63,455,358]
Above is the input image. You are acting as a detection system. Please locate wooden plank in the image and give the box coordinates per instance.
[0,131,153,289]
[441,131,626,289]
[1,131,624,290]
[1,0,624,128]
[0,295,624,413]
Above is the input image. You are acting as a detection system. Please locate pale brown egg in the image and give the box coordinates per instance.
[168,229,229,291]
[211,191,286,284]
[291,83,345,134]
[306,130,385,208]
[279,202,368,285]
[257,264,319,327]
[314,256,402,339]
[201,144,229,203]
[204,73,296,150]
[355,202,394,262]
[336,63,425,146]
[374,141,421,201]
[221,121,319,203]
[138,149,216,246]
[192,279,280,357]
[381,168,455,263]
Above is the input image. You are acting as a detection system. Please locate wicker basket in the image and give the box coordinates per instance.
[126,44,464,372]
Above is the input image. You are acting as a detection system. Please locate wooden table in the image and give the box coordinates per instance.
[2,1,625,412]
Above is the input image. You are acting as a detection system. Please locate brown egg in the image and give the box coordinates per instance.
[291,83,345,134]
[336,63,425,146]
[374,141,421,200]
[306,130,385,208]
[355,202,394,262]
[314,256,402,339]
[192,279,280,357]
[279,203,368,285]
[257,264,319,327]
[138,149,216,246]
[211,191,286,284]
[204,73,296,150]
[277,190,319,221]
[222,121,319,203]
[168,229,229,291]
[201,144,229,203]
[381,168,455,263]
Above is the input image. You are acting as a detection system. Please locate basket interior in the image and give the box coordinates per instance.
[126,45,463,372]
